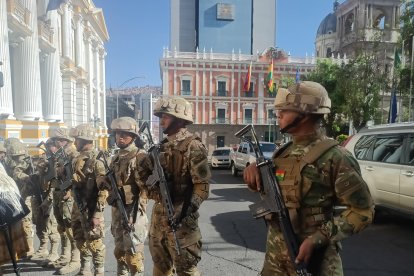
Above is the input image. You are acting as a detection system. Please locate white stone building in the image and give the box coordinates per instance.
[0,0,109,148]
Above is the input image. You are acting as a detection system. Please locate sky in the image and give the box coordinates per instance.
[94,1,337,88]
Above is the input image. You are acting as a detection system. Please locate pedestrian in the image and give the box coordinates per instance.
[31,138,60,263]
[70,124,108,276]
[3,138,35,257]
[243,81,374,275]
[48,127,81,274]
[137,96,211,276]
[97,117,148,276]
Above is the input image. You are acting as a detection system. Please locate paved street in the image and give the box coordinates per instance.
[1,169,414,275]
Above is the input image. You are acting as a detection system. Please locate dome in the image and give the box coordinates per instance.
[316,13,337,37]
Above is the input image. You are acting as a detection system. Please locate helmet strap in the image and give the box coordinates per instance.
[280,113,305,134]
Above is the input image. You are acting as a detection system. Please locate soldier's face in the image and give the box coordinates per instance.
[276,110,302,132]
[115,131,134,149]
[47,145,58,154]
[160,113,176,134]
[56,139,68,148]
[0,152,5,160]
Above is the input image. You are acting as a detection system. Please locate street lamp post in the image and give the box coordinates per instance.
[115,76,146,118]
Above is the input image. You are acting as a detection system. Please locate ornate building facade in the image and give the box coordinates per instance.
[159,47,321,152]
[0,0,108,148]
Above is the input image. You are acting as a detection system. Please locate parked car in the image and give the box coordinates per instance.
[231,141,277,176]
[209,147,234,169]
[343,122,414,218]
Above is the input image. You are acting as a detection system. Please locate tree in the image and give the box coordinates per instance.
[336,54,387,131]
[305,60,344,137]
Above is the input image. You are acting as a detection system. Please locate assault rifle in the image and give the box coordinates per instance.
[25,155,44,206]
[58,147,74,191]
[97,151,138,254]
[36,141,58,183]
[235,124,310,276]
[139,121,181,255]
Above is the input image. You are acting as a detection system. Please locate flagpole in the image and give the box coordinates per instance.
[381,49,386,124]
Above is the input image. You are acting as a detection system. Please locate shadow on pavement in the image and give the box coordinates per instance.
[210,186,262,203]
[1,260,56,275]
[210,210,267,253]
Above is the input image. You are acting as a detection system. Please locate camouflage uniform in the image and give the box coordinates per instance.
[106,117,148,276]
[0,141,6,168]
[137,97,210,276]
[49,129,81,274]
[31,139,60,262]
[71,124,107,276]
[4,138,35,256]
[260,82,374,276]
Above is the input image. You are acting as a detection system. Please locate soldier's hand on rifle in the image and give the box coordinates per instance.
[37,160,48,173]
[295,237,315,265]
[56,165,65,177]
[96,175,111,191]
[243,162,261,191]
[63,189,72,200]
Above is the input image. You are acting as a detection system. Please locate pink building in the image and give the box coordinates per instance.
[159,47,317,153]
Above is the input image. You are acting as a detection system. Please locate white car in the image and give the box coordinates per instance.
[343,122,414,218]
[209,147,234,169]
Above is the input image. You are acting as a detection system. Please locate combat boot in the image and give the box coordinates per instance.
[46,239,60,262]
[77,254,92,276]
[47,234,71,268]
[117,260,128,276]
[22,236,35,259]
[57,247,81,275]
[31,237,49,261]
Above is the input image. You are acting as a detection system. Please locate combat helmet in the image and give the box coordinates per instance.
[153,96,193,125]
[4,138,26,156]
[111,117,139,136]
[274,81,331,114]
[71,124,96,141]
[51,127,74,142]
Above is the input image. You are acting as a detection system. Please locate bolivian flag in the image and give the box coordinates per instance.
[275,169,285,181]
[243,62,252,92]
[266,59,274,94]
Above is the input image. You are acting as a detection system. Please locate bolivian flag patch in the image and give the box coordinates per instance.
[275,169,285,181]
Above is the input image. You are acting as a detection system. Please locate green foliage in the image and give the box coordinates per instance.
[336,134,349,145]
[399,0,414,57]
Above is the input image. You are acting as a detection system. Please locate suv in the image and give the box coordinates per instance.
[231,141,277,176]
[344,123,414,218]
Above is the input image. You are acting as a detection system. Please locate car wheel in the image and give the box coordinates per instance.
[231,163,238,177]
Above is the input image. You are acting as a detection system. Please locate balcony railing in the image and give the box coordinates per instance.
[181,90,191,96]
[214,117,229,124]
[216,90,228,97]
[244,91,254,97]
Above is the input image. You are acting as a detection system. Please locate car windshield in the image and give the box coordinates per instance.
[212,149,230,156]
[259,143,276,153]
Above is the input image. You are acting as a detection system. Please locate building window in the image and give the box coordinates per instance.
[181,80,191,96]
[217,136,225,148]
[264,131,274,143]
[244,109,253,124]
[245,82,254,97]
[327,47,332,58]
[217,81,227,96]
[345,13,354,34]
[267,109,275,124]
[217,108,226,124]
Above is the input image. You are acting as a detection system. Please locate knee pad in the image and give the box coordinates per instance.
[89,239,105,254]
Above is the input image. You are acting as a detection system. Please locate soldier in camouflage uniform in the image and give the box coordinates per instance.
[31,138,60,263]
[244,81,374,276]
[3,138,35,257]
[70,124,108,276]
[97,117,148,276]
[49,128,81,275]
[137,96,211,276]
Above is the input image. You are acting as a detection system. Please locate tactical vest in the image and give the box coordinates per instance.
[110,147,140,205]
[274,139,338,235]
[160,135,198,205]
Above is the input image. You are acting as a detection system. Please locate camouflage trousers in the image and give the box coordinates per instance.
[71,202,105,273]
[149,203,202,276]
[261,223,343,276]
[111,205,148,275]
[32,197,59,243]
[21,195,34,253]
[53,190,74,238]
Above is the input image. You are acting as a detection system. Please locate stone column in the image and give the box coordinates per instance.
[61,3,72,59]
[76,82,87,124]
[0,0,14,117]
[11,0,43,120]
[85,32,94,122]
[99,48,107,129]
[74,12,85,68]
[40,10,63,122]
[93,42,101,122]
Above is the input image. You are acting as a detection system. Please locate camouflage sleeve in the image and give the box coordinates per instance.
[188,139,211,210]
[308,148,374,248]
[134,150,149,206]
[12,157,30,182]
[94,158,107,214]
